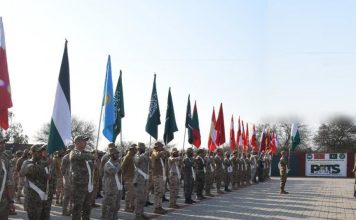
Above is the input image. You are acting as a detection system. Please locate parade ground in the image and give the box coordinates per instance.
[9,177,356,220]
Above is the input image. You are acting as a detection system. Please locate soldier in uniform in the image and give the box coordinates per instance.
[91,150,100,208]
[61,145,73,216]
[251,151,258,183]
[223,152,232,192]
[70,135,95,220]
[11,150,22,194]
[0,138,15,219]
[183,147,195,204]
[151,142,167,214]
[204,150,214,197]
[21,144,48,219]
[99,143,115,186]
[122,144,137,212]
[214,149,224,194]
[102,147,122,220]
[16,148,29,203]
[134,142,150,220]
[279,151,289,194]
[195,149,206,200]
[246,153,252,185]
[168,147,181,209]
[231,151,239,190]
[53,150,64,205]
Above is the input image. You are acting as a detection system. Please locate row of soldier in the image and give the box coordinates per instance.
[0,136,272,220]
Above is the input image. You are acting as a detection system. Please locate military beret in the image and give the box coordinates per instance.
[74,135,89,143]
[154,142,164,148]
[138,142,145,148]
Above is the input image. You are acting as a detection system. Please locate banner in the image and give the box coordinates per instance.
[305,153,347,177]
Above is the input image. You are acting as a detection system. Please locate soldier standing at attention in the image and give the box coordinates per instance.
[223,152,232,192]
[11,150,21,196]
[70,135,94,220]
[204,150,214,197]
[168,147,181,209]
[214,149,224,194]
[195,149,207,200]
[16,148,29,203]
[0,138,15,219]
[102,147,122,220]
[231,151,238,190]
[122,144,137,213]
[61,145,73,216]
[53,150,64,205]
[279,151,289,194]
[183,148,196,204]
[21,144,48,219]
[151,142,168,214]
[134,142,150,220]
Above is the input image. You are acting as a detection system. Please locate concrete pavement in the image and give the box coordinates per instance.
[9,177,356,220]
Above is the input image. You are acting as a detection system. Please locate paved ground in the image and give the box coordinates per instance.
[9,177,356,220]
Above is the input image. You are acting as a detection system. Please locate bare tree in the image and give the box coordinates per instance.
[313,116,356,152]
[0,122,29,144]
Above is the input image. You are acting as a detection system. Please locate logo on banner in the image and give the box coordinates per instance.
[339,153,345,159]
[329,154,337,159]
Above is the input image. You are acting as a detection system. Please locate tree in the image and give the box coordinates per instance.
[0,122,29,144]
[313,116,356,152]
[35,116,96,148]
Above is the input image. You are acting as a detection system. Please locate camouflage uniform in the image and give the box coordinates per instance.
[10,154,20,192]
[91,156,100,206]
[61,152,72,215]
[21,157,48,219]
[223,154,232,191]
[195,153,206,199]
[246,156,251,185]
[53,154,63,205]
[279,153,288,193]
[151,144,166,213]
[0,153,13,219]
[41,156,56,220]
[70,148,94,220]
[204,155,214,196]
[231,152,239,190]
[102,158,122,219]
[183,154,195,202]
[168,151,181,208]
[134,146,150,218]
[16,154,28,202]
[122,149,136,212]
[214,153,224,193]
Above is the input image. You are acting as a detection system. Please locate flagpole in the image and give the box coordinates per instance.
[95,105,104,151]
[182,128,187,152]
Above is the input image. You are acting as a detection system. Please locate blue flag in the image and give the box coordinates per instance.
[102,55,115,141]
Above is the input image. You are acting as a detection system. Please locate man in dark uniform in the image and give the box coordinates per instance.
[278,151,288,194]
[183,148,195,204]
[195,149,206,200]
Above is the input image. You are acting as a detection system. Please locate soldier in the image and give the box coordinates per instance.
[246,153,252,185]
[241,153,247,186]
[250,151,258,183]
[168,147,181,209]
[204,150,214,197]
[102,147,122,220]
[258,151,265,182]
[145,149,154,207]
[91,150,100,208]
[122,144,137,212]
[183,147,195,204]
[70,135,95,220]
[21,144,48,219]
[134,142,150,220]
[11,150,22,194]
[223,152,232,192]
[195,149,206,200]
[99,143,115,182]
[231,151,239,190]
[53,150,64,205]
[279,151,289,194]
[61,145,73,216]
[214,149,224,194]
[151,142,167,214]
[16,148,29,203]
[0,138,15,219]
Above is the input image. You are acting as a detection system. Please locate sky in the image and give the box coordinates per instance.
[1,0,356,150]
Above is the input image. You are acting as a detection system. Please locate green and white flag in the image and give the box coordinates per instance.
[290,123,300,150]
[145,74,161,140]
[47,41,71,154]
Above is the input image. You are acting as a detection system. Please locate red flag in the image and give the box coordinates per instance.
[191,101,201,148]
[215,103,225,146]
[270,132,277,155]
[246,123,250,150]
[250,124,258,152]
[0,18,12,130]
[242,120,247,152]
[229,115,236,151]
[259,128,267,153]
[208,107,217,152]
[236,116,242,151]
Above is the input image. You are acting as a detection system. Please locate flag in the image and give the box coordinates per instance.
[229,115,236,151]
[190,101,201,148]
[236,116,242,150]
[0,17,12,130]
[185,95,194,144]
[215,103,225,146]
[250,124,258,151]
[242,120,247,152]
[246,123,250,148]
[163,88,178,145]
[270,132,277,155]
[291,123,301,150]
[102,56,115,141]
[47,41,71,154]
[259,128,267,153]
[208,107,217,152]
[145,74,161,139]
[113,70,125,143]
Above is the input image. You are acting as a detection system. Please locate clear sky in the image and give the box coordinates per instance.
[1,1,356,150]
